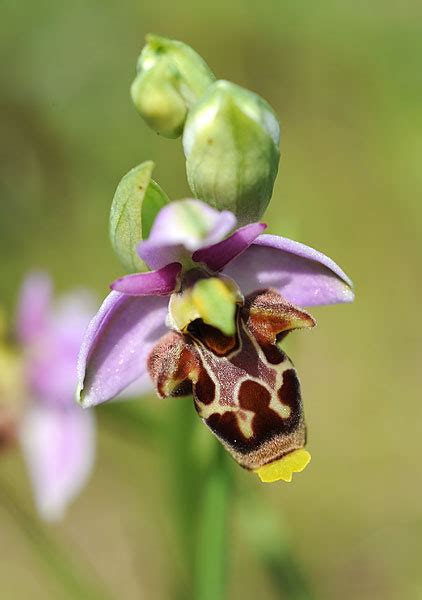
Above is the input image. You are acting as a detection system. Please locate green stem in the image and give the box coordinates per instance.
[194,442,232,600]
[239,492,316,600]
[166,402,202,600]
[0,482,115,600]
[265,552,315,600]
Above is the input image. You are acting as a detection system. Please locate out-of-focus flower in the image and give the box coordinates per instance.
[183,80,280,226]
[78,200,353,482]
[0,273,96,521]
[131,34,215,138]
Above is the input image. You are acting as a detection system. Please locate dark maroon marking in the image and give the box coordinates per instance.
[171,380,193,397]
[278,369,301,410]
[203,375,303,455]
[206,411,245,447]
[194,368,216,405]
[260,343,286,365]
[230,326,262,379]
[187,319,239,356]
[238,380,271,411]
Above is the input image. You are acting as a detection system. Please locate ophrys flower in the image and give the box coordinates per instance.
[0,273,96,520]
[77,200,353,481]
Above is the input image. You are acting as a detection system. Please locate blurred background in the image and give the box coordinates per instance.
[1,0,421,598]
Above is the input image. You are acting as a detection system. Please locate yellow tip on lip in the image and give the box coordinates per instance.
[254,449,311,483]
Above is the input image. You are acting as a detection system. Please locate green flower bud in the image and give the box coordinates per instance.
[183,80,280,226]
[109,161,169,272]
[131,34,215,138]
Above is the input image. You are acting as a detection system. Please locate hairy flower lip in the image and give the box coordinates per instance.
[148,289,314,471]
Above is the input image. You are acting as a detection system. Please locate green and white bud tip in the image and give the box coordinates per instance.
[183,80,280,226]
[131,34,215,138]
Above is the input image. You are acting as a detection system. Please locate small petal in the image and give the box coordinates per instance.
[110,262,181,296]
[243,289,315,347]
[16,272,52,345]
[192,222,267,271]
[137,199,236,269]
[148,331,200,398]
[19,405,95,521]
[27,291,95,409]
[223,234,354,307]
[77,292,168,407]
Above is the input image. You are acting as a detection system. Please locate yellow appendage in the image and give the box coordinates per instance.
[255,449,311,483]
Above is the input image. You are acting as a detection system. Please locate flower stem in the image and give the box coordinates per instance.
[194,441,232,600]
[239,491,316,600]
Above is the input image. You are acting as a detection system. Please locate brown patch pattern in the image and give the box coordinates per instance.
[244,289,315,346]
[147,331,200,398]
[187,319,238,356]
[148,288,314,470]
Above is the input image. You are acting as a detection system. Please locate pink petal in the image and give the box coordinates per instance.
[26,292,95,409]
[192,222,266,271]
[110,262,181,296]
[19,405,95,521]
[137,199,237,269]
[77,292,168,407]
[16,272,52,345]
[223,234,354,307]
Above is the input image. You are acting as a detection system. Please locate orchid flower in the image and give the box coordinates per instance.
[0,273,96,521]
[77,199,353,482]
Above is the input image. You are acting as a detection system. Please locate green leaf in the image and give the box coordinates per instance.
[109,161,169,273]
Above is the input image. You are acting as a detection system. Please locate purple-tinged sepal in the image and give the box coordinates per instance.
[192,222,266,271]
[16,272,52,345]
[111,262,181,296]
[77,292,169,408]
[19,404,95,521]
[137,199,236,270]
[223,233,354,307]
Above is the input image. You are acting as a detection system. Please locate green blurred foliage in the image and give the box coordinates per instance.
[1,1,422,599]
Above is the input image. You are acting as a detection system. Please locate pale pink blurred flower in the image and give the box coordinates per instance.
[14,273,96,521]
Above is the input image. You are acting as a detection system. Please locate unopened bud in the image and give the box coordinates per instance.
[131,34,215,138]
[183,80,280,226]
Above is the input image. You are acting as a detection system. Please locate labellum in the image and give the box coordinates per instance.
[148,282,316,482]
